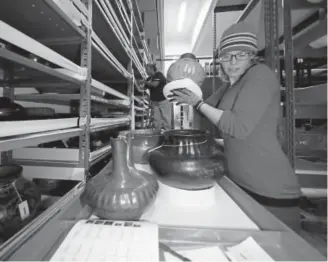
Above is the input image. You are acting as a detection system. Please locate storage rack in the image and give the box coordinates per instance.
[0,0,151,181]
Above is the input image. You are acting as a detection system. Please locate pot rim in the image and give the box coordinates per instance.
[164,129,209,137]
[119,129,163,137]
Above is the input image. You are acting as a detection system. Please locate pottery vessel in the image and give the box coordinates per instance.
[0,97,27,121]
[148,129,226,190]
[166,57,205,86]
[0,164,41,240]
[33,178,60,194]
[81,136,158,220]
[119,129,164,165]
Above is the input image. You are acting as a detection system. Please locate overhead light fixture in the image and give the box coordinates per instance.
[177,1,187,32]
[306,0,324,3]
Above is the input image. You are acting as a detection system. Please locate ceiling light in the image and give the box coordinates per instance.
[177,1,187,32]
[306,0,324,3]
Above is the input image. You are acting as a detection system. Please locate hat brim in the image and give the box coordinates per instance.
[219,46,258,57]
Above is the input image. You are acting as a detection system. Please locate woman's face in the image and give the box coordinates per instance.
[220,51,254,78]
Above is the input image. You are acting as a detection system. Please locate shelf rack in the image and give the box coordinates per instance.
[0,0,151,181]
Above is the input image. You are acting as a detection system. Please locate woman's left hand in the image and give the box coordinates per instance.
[167,88,202,107]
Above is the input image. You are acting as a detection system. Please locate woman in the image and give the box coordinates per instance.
[168,22,301,232]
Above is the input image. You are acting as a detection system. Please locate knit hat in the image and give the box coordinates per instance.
[219,22,258,56]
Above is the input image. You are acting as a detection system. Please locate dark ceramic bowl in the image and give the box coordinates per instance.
[0,97,27,121]
[0,164,23,183]
[148,129,226,190]
[119,129,164,165]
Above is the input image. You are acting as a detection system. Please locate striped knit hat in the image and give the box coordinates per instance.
[219,22,258,56]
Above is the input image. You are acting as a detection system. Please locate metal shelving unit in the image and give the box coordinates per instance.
[0,0,151,181]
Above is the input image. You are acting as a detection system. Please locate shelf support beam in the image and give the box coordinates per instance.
[78,0,93,176]
[0,65,14,165]
[128,0,135,131]
[283,0,296,168]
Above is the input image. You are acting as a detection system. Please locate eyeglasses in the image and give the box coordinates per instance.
[219,51,252,62]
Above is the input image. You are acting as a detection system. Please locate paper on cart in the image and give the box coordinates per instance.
[226,236,274,261]
[164,246,229,261]
[50,219,159,261]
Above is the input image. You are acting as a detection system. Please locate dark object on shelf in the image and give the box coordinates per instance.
[89,155,111,177]
[0,164,41,241]
[119,129,164,165]
[33,178,60,194]
[67,135,105,151]
[25,107,56,120]
[0,97,27,121]
[148,129,227,190]
[39,140,67,148]
[81,136,158,220]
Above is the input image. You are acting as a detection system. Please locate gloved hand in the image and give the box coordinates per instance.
[167,88,202,107]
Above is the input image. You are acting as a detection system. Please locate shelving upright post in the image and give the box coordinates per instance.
[0,69,14,165]
[78,0,93,177]
[128,0,135,131]
[282,0,296,168]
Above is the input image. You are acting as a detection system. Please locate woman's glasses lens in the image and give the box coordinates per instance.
[219,52,250,62]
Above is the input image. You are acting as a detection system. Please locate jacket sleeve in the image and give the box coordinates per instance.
[217,65,279,139]
[205,80,230,107]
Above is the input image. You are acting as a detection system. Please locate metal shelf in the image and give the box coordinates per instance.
[14,93,130,108]
[90,118,130,132]
[89,143,112,164]
[0,0,149,184]
[0,48,84,86]
[14,143,112,165]
[0,128,82,151]
[93,0,131,72]
[19,166,85,181]
[0,117,127,151]
[93,0,147,79]
[43,37,129,83]
[0,21,85,75]
[91,32,130,81]
[132,0,144,32]
[110,0,146,76]
[0,0,85,42]
[0,118,79,138]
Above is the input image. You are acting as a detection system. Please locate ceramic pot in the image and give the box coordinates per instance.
[0,164,41,240]
[148,129,226,190]
[119,129,164,165]
[81,136,158,220]
[33,178,60,194]
[166,57,205,86]
[0,97,27,121]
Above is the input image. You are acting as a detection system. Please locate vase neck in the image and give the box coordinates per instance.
[111,137,133,175]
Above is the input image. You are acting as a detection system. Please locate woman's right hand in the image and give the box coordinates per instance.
[218,64,229,83]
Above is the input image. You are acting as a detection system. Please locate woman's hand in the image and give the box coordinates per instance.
[167,88,202,107]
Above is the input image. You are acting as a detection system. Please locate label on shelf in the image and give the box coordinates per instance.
[18,200,30,220]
